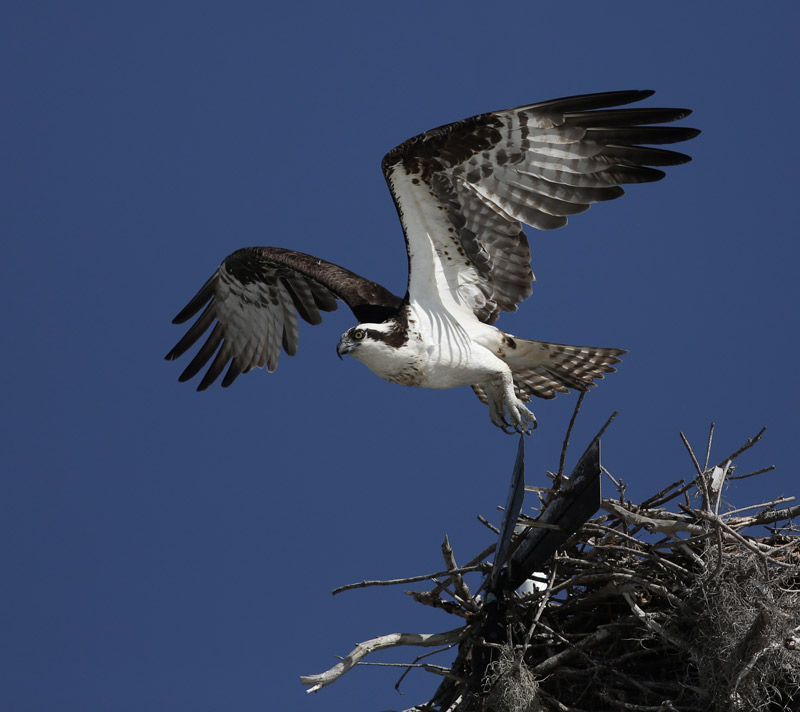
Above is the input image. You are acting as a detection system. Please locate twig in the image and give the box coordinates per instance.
[680,431,713,511]
[429,543,496,599]
[558,391,586,477]
[405,590,472,618]
[728,465,776,481]
[647,481,694,510]
[749,502,800,527]
[442,536,478,612]
[689,509,795,568]
[601,500,708,538]
[521,565,557,657]
[715,426,767,469]
[601,465,622,490]
[592,410,619,447]
[531,626,614,675]
[704,422,715,471]
[477,514,500,534]
[722,497,796,519]
[679,431,703,478]
[639,479,687,509]
[517,513,563,530]
[621,590,688,650]
[300,628,467,692]
[394,643,461,691]
[332,564,488,596]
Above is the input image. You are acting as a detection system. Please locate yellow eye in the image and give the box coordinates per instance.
[353,329,366,341]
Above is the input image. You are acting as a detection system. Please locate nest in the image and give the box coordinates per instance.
[301,421,800,712]
[470,509,800,711]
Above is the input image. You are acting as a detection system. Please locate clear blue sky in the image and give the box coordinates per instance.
[4,3,798,710]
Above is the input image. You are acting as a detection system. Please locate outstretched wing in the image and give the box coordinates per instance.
[165,247,402,390]
[382,90,699,324]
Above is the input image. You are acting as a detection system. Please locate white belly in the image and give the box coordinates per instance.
[375,303,507,389]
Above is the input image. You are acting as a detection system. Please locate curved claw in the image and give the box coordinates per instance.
[488,396,538,435]
[492,414,516,435]
[511,405,537,435]
[497,415,536,436]
[514,417,537,436]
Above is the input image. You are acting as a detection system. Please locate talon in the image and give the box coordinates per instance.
[484,379,538,434]
[491,415,514,434]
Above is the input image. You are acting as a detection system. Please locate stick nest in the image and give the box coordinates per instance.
[302,424,800,711]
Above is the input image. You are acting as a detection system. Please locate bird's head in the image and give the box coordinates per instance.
[337,325,376,360]
[336,322,402,364]
[337,326,365,359]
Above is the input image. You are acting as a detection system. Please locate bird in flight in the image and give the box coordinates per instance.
[166,90,698,433]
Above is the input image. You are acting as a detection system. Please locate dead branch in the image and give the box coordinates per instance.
[300,627,467,693]
[442,536,478,612]
[558,391,586,478]
[331,563,489,596]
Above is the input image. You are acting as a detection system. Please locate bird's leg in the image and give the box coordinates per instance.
[480,380,513,433]
[499,371,537,434]
[484,373,537,434]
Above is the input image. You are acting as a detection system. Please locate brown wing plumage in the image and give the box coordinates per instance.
[165,247,402,390]
[382,89,699,323]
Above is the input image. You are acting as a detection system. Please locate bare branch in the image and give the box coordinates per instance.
[405,590,471,618]
[558,391,586,478]
[639,479,687,509]
[722,497,796,519]
[394,643,462,691]
[476,514,499,534]
[531,626,615,675]
[332,564,488,596]
[728,465,776,481]
[441,536,478,612]
[679,431,703,478]
[749,502,800,526]
[428,543,496,599]
[715,426,767,468]
[300,628,467,693]
[621,590,688,650]
[704,422,716,471]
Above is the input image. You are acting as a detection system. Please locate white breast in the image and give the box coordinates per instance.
[403,302,508,389]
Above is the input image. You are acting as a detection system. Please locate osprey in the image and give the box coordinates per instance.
[166,90,698,433]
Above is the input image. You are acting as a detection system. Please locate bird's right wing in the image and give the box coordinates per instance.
[165,247,402,390]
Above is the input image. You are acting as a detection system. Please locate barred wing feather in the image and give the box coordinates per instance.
[165,247,402,389]
[382,90,699,324]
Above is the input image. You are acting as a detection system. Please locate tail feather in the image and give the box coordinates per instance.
[473,338,626,404]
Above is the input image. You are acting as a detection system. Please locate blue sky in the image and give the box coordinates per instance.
[3,2,799,710]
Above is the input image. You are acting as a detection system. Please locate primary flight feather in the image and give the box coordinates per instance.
[166,90,699,433]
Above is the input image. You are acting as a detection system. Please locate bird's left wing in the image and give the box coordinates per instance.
[382,90,699,324]
[165,247,402,389]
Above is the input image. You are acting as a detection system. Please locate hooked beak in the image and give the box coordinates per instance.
[336,338,351,360]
